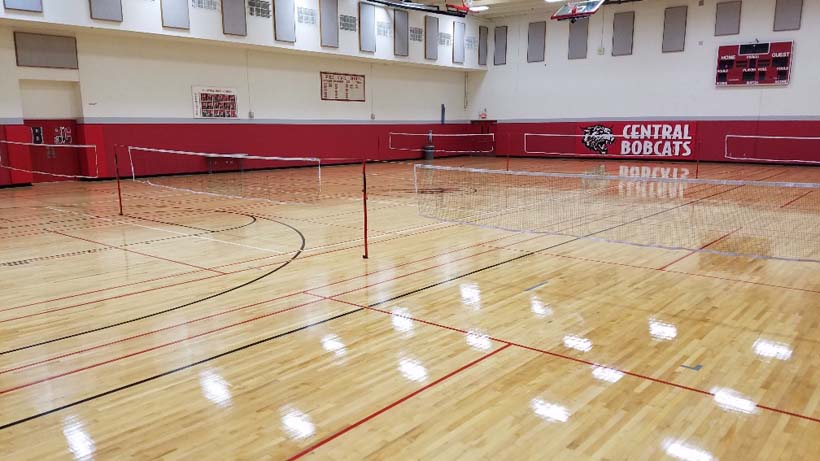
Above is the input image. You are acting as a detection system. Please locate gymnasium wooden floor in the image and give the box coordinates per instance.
[0,157,818,460]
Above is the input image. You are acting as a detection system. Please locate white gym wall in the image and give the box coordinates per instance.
[467,0,819,121]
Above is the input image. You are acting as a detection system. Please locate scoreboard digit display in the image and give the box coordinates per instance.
[716,41,793,86]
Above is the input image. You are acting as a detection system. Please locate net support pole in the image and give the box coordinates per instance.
[695,160,700,179]
[362,158,369,259]
[113,144,124,216]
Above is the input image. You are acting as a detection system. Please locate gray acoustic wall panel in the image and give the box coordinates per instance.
[493,26,507,65]
[662,6,687,52]
[161,0,189,29]
[424,16,438,60]
[774,0,802,31]
[3,0,42,12]
[715,1,741,36]
[394,9,409,56]
[274,0,296,42]
[359,2,376,52]
[319,0,339,47]
[89,0,123,21]
[453,22,465,64]
[15,32,78,69]
[478,25,488,65]
[612,11,635,56]
[568,18,588,59]
[222,0,248,36]
[527,21,546,63]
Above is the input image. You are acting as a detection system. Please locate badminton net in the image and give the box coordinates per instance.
[389,132,495,155]
[126,146,322,204]
[725,135,820,164]
[0,140,99,179]
[414,164,820,263]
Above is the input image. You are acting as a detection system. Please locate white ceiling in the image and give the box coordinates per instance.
[463,0,635,20]
[469,0,563,19]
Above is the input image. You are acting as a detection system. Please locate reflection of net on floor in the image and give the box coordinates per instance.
[0,140,99,179]
[414,164,820,262]
[125,146,323,204]
[388,132,495,155]
[725,135,820,164]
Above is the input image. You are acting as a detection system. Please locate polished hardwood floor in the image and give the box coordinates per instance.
[0,157,818,460]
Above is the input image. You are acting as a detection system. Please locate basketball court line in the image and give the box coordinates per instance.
[49,230,226,274]
[530,250,820,294]
[780,189,814,208]
[0,163,812,429]
[0,218,306,354]
[0,297,331,395]
[0,218,463,316]
[0,214,258,267]
[47,207,292,256]
[284,344,513,461]
[0,308,365,431]
[307,295,820,424]
[657,228,742,271]
[1,232,546,370]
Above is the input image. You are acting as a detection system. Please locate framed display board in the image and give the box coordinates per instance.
[320,72,365,102]
[193,86,239,118]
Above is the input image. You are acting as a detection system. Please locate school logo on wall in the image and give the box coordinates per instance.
[578,123,696,157]
[582,125,615,154]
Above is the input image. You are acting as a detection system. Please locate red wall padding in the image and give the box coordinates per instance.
[80,122,482,178]
[495,120,820,164]
[3,119,820,186]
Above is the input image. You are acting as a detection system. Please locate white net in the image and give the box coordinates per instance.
[126,146,322,204]
[414,164,820,263]
[724,135,820,164]
[388,132,495,155]
[524,132,696,158]
[0,140,99,179]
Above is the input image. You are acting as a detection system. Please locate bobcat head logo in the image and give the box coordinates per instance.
[582,125,615,154]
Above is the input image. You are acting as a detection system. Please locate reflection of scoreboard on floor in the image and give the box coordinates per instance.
[716,41,792,86]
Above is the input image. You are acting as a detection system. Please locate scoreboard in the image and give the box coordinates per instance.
[715,41,793,86]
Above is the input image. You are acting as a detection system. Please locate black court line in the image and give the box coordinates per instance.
[0,214,302,356]
[373,181,751,308]
[0,177,764,429]
[0,308,365,431]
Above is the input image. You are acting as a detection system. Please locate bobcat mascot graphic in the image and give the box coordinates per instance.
[582,125,615,154]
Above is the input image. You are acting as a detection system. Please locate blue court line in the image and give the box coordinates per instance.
[524,281,549,291]
[680,364,703,371]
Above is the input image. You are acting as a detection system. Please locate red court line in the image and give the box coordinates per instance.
[529,251,820,294]
[316,294,820,425]
[285,344,513,461]
[0,269,208,313]
[0,291,319,376]
[0,273,226,323]
[0,297,328,395]
[666,269,820,294]
[780,190,814,208]
[756,404,820,423]
[210,221,462,270]
[657,228,741,271]
[1,221,459,314]
[50,230,225,275]
[1,224,518,322]
[1,233,541,375]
